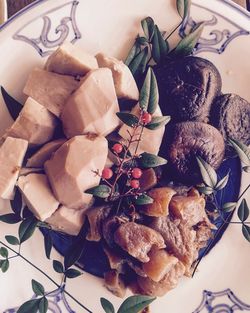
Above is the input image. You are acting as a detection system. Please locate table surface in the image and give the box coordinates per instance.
[6,0,248,17]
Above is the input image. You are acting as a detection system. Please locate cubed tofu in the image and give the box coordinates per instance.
[61,68,120,138]
[45,135,108,210]
[45,205,85,236]
[23,68,80,117]
[0,137,28,200]
[26,138,66,168]
[119,103,165,155]
[17,173,59,221]
[96,53,139,101]
[143,250,178,282]
[4,97,57,146]
[45,42,98,76]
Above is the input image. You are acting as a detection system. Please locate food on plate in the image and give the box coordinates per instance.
[86,206,111,241]
[0,137,28,199]
[23,68,80,117]
[17,173,59,221]
[96,52,139,100]
[61,68,120,138]
[45,205,85,236]
[142,187,176,217]
[114,222,166,262]
[3,97,57,146]
[119,103,165,155]
[211,93,250,145]
[139,168,158,192]
[154,56,222,123]
[104,269,126,298]
[166,122,225,182]
[26,138,67,168]
[45,135,108,210]
[45,42,98,76]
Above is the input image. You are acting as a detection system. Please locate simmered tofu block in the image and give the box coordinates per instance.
[46,205,85,236]
[23,68,80,117]
[0,137,28,200]
[96,53,139,101]
[143,249,178,282]
[17,173,59,221]
[45,135,108,210]
[5,97,57,146]
[26,138,66,168]
[45,42,98,76]
[119,104,165,155]
[61,68,120,138]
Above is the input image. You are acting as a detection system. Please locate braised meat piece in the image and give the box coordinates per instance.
[86,206,111,241]
[102,215,128,248]
[154,56,222,123]
[142,187,176,217]
[210,93,250,145]
[137,261,185,297]
[104,270,126,298]
[165,122,225,183]
[114,222,165,263]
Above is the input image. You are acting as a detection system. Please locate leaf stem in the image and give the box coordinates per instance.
[0,240,92,313]
[165,21,183,40]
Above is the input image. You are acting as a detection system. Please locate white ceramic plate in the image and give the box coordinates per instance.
[0,1,249,312]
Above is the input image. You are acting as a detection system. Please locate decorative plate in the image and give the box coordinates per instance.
[0,0,249,312]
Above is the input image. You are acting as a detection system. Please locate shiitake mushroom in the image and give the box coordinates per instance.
[154,56,222,123]
[210,93,250,145]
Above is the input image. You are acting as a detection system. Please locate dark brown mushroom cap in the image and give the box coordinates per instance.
[210,93,250,145]
[154,56,222,123]
[165,122,225,183]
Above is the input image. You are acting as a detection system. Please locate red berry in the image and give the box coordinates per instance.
[102,168,113,180]
[141,112,152,125]
[112,143,123,154]
[130,179,140,189]
[131,168,142,179]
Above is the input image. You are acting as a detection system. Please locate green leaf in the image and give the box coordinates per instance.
[139,68,159,114]
[85,185,111,199]
[215,173,229,191]
[135,194,154,205]
[125,42,141,66]
[5,235,20,246]
[0,247,8,258]
[145,116,171,130]
[39,297,48,313]
[151,25,169,64]
[1,86,23,121]
[139,152,167,168]
[177,0,191,19]
[0,213,22,224]
[228,138,250,165]
[222,202,237,212]
[117,295,155,313]
[53,260,64,273]
[243,166,250,173]
[141,17,155,41]
[129,48,149,76]
[18,217,38,243]
[32,279,45,296]
[196,186,214,195]
[44,232,53,259]
[10,188,22,216]
[17,299,40,313]
[136,36,148,46]
[116,112,139,127]
[1,259,9,273]
[65,268,82,279]
[173,22,204,57]
[237,199,249,222]
[242,224,250,242]
[196,156,217,188]
[100,298,115,313]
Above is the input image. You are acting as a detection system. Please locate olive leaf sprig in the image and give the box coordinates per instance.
[125,0,204,78]
[86,68,169,210]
